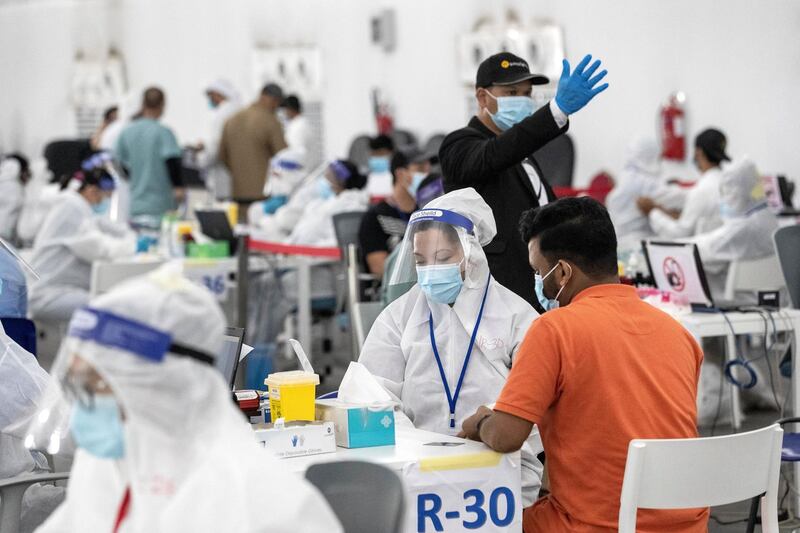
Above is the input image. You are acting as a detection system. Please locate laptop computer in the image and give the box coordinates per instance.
[642,240,751,312]
[214,326,245,390]
[195,209,238,254]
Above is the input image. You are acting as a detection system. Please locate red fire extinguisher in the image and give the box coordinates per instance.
[659,92,686,161]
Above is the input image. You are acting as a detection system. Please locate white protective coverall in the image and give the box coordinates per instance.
[32,266,342,532]
[358,188,543,506]
[16,159,59,245]
[0,158,24,241]
[198,79,242,200]
[606,137,684,246]
[649,166,724,238]
[28,189,136,323]
[0,321,64,533]
[692,157,779,296]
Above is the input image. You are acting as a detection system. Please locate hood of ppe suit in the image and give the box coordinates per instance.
[423,188,495,289]
[624,136,661,175]
[205,78,241,104]
[265,147,309,197]
[0,158,22,184]
[719,157,765,216]
[79,265,226,441]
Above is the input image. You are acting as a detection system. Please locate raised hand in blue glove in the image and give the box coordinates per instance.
[555,54,609,115]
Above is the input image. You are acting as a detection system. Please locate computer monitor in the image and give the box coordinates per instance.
[215,326,244,390]
[195,209,238,254]
[642,241,714,308]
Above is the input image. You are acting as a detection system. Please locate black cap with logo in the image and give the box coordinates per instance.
[476,52,549,88]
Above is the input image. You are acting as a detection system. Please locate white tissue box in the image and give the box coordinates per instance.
[252,421,336,458]
[315,400,396,448]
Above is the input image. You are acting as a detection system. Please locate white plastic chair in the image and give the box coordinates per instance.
[723,255,785,301]
[352,301,382,356]
[618,424,783,533]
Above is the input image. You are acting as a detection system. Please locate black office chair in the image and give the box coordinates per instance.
[533,133,575,188]
[332,211,367,253]
[391,129,418,152]
[774,225,800,309]
[43,139,93,182]
[306,461,405,533]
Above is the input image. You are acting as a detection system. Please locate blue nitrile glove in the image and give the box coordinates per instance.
[555,54,609,115]
[262,195,288,215]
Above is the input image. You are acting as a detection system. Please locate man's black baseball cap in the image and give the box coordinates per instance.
[694,128,730,164]
[476,52,549,88]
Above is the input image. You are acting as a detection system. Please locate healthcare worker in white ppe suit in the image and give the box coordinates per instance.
[29,169,136,324]
[0,245,64,533]
[25,266,341,532]
[359,188,544,506]
[692,156,779,298]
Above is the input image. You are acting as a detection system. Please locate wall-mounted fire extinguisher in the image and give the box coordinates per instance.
[659,92,686,161]
[371,87,394,135]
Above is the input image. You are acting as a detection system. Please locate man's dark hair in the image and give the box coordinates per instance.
[142,87,165,110]
[261,83,284,99]
[281,95,301,113]
[369,134,394,152]
[519,197,618,276]
[103,106,118,122]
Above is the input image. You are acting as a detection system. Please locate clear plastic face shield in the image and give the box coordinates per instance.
[23,307,213,458]
[388,209,475,304]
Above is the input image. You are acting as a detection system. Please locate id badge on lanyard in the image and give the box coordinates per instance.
[428,274,491,428]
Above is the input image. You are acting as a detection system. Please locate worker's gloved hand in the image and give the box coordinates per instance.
[555,54,609,115]
[262,195,288,215]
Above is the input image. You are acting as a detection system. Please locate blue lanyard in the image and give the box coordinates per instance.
[429,275,491,428]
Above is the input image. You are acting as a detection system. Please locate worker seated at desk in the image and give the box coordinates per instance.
[359,188,544,506]
[459,197,707,533]
[28,168,136,324]
[26,266,341,532]
[637,128,728,239]
[0,245,64,533]
[606,136,684,248]
[247,148,309,229]
[690,157,779,300]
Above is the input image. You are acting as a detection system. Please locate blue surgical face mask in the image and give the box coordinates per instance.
[92,198,110,215]
[407,172,427,199]
[416,262,464,305]
[69,394,125,459]
[317,178,335,200]
[534,263,568,312]
[368,156,390,174]
[719,202,738,219]
[486,91,535,131]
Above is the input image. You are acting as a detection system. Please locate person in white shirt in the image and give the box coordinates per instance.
[197,79,242,200]
[279,95,316,167]
[637,128,729,238]
[0,154,30,242]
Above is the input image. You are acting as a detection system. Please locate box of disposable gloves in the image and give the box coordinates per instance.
[315,362,397,448]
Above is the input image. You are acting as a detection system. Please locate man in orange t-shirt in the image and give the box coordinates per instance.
[460,197,708,532]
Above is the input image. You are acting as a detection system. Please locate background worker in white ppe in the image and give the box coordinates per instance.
[25,267,341,532]
[0,153,31,242]
[692,157,779,298]
[606,137,684,247]
[359,188,544,505]
[247,148,309,227]
[195,79,241,200]
[0,245,64,533]
[29,169,135,324]
[637,128,729,237]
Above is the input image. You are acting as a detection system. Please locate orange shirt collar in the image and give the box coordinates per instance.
[570,283,636,304]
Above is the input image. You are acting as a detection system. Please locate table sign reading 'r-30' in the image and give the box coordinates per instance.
[417,486,516,531]
[404,451,523,532]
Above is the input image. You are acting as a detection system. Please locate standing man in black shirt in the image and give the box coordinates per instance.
[439,52,609,306]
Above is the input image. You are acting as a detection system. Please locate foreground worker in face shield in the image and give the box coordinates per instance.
[26,267,341,532]
[358,188,544,506]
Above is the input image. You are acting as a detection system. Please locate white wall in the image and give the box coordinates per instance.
[2,0,799,186]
